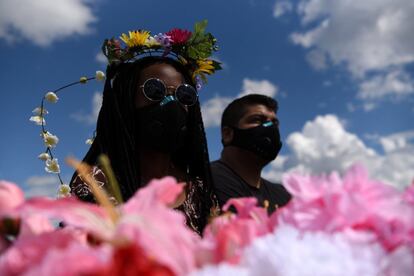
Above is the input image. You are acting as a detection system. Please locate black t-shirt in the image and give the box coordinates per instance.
[211,160,291,214]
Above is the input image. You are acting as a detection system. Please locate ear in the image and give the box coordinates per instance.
[221,126,234,146]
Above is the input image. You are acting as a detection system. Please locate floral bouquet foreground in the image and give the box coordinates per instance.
[1,164,413,276]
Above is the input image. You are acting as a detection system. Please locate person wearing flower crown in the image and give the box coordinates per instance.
[69,21,221,234]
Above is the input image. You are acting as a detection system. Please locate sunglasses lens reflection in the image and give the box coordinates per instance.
[176,84,198,106]
[143,79,165,101]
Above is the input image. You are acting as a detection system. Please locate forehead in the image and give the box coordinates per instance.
[138,63,184,85]
[241,104,276,120]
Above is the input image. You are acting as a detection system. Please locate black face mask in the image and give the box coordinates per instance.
[229,121,282,162]
[135,96,188,153]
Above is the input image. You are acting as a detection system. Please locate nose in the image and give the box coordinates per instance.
[165,86,176,96]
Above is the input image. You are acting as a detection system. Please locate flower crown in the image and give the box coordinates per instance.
[31,20,220,198]
[102,20,221,89]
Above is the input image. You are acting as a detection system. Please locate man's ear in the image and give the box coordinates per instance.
[221,126,234,146]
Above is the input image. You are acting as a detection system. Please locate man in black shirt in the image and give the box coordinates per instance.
[211,94,291,213]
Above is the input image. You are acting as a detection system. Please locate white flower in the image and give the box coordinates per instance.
[43,131,59,148]
[45,158,60,174]
[80,76,88,83]
[38,152,50,161]
[85,138,94,145]
[29,115,45,125]
[45,92,59,103]
[57,184,71,198]
[32,107,48,116]
[145,36,160,47]
[95,71,105,81]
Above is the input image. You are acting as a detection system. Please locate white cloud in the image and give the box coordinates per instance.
[379,130,414,153]
[0,0,96,46]
[358,70,414,100]
[201,96,233,128]
[277,0,414,101]
[273,1,293,18]
[25,175,59,198]
[239,78,278,98]
[95,52,107,65]
[201,79,279,128]
[362,102,377,112]
[71,92,102,125]
[263,114,414,189]
[306,49,328,70]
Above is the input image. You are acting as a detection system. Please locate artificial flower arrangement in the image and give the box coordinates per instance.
[1,163,413,275]
[30,21,222,196]
[103,20,221,89]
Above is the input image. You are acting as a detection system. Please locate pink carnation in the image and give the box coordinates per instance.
[279,164,414,251]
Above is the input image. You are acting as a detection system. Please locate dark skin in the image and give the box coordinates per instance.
[220,104,279,189]
[134,63,188,205]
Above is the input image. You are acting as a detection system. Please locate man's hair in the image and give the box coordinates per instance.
[221,94,278,128]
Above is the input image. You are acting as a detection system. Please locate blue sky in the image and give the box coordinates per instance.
[1,0,413,197]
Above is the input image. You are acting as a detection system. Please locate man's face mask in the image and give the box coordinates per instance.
[228,121,282,162]
[135,96,188,153]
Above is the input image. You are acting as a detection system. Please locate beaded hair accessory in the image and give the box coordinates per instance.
[31,20,220,197]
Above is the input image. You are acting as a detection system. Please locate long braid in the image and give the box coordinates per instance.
[192,102,216,230]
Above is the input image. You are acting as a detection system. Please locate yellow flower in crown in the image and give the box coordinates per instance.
[192,59,216,84]
[120,30,150,48]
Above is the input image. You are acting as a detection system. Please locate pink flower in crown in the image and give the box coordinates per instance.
[166,28,192,45]
[278,164,414,251]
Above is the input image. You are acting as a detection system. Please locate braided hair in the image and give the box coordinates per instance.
[72,56,214,230]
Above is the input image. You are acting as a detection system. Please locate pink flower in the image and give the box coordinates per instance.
[279,164,414,251]
[197,198,271,265]
[6,177,197,276]
[95,243,174,276]
[0,181,24,215]
[403,180,414,206]
[166,28,192,45]
[116,177,198,275]
[0,229,91,275]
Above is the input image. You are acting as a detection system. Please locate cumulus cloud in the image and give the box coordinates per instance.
[201,78,279,128]
[379,130,414,153]
[95,52,107,65]
[306,49,328,71]
[275,0,414,102]
[25,175,59,198]
[71,92,102,125]
[239,78,278,98]
[0,0,96,46]
[263,114,414,189]
[201,96,233,128]
[358,70,414,100]
[273,1,293,17]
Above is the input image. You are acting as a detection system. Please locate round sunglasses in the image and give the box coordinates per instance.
[139,78,198,106]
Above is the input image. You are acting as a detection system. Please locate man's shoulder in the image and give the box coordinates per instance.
[210,160,231,176]
[210,160,241,187]
[261,178,292,199]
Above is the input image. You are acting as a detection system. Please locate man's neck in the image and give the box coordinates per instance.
[220,147,264,188]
